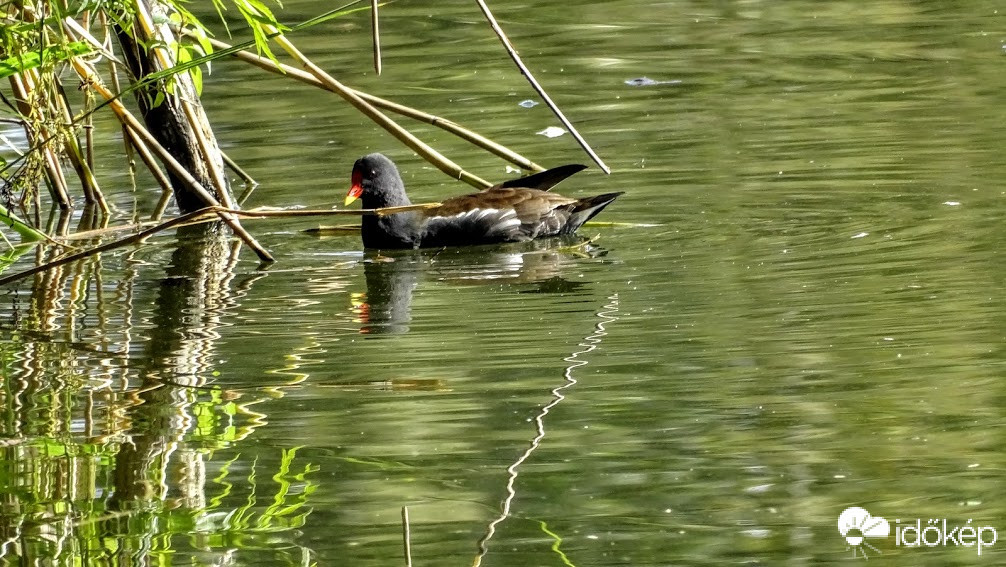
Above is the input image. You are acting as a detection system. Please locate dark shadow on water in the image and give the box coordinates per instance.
[356,236,609,335]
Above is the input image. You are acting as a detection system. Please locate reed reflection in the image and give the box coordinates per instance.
[0,225,315,566]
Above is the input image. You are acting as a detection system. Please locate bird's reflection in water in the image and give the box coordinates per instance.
[353,254,419,335]
[353,237,607,334]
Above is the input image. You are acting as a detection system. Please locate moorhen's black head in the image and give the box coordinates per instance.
[345,153,411,209]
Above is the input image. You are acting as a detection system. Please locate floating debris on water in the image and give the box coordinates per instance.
[536,126,566,138]
[624,77,682,87]
[518,99,539,108]
[943,201,961,206]
[851,232,869,239]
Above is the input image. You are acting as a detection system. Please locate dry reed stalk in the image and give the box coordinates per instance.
[0,202,443,286]
[123,126,174,196]
[179,100,233,205]
[97,12,137,170]
[7,5,71,208]
[151,186,173,221]
[402,506,412,567]
[221,151,256,185]
[62,16,100,173]
[371,0,382,75]
[69,58,274,262]
[65,202,442,241]
[0,208,217,287]
[73,8,244,197]
[41,144,71,208]
[262,23,492,189]
[9,73,72,208]
[133,2,232,202]
[37,70,96,205]
[224,203,443,218]
[474,0,611,174]
[50,74,110,213]
[84,90,94,170]
[31,181,41,226]
[198,35,545,173]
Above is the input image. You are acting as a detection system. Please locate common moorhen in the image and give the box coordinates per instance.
[344,153,623,249]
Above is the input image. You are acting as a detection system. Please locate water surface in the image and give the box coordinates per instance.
[3,1,1006,565]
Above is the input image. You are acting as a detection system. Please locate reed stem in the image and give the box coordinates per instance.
[474,0,611,174]
[371,0,382,75]
[69,58,274,262]
[222,151,257,185]
[402,506,412,567]
[198,35,544,173]
[263,24,492,189]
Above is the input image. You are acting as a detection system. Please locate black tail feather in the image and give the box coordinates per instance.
[496,164,588,192]
[566,192,624,232]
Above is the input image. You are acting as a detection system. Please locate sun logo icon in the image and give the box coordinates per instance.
[838,506,891,559]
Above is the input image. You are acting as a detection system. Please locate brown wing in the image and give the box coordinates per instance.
[418,188,577,246]
[431,188,575,217]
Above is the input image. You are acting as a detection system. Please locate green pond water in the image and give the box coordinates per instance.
[3,1,1006,565]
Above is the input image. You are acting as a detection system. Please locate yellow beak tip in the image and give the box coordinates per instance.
[344,195,358,207]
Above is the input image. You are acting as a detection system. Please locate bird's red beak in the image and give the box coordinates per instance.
[345,169,363,206]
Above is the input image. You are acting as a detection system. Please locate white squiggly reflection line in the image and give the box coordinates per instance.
[473,293,620,566]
